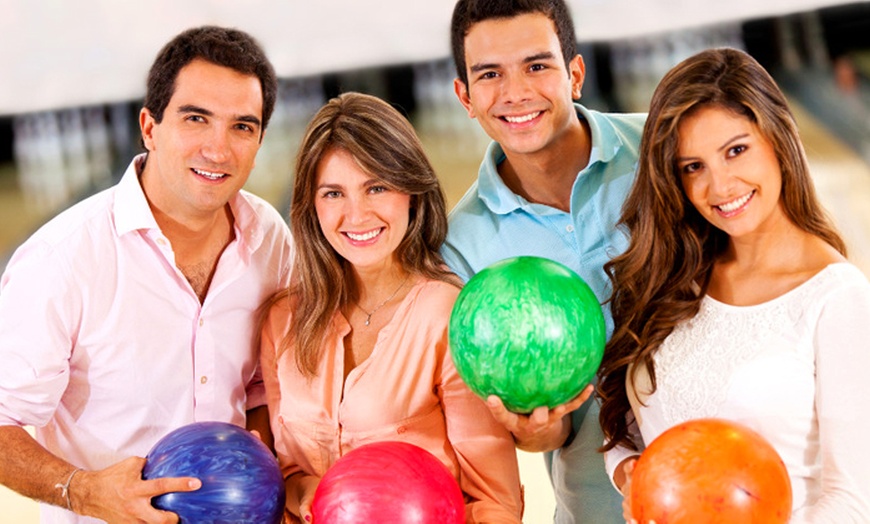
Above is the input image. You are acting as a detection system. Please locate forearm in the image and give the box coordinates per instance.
[284,471,319,518]
[246,405,273,452]
[0,425,79,509]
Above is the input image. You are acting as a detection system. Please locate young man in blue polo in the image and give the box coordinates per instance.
[443,1,645,521]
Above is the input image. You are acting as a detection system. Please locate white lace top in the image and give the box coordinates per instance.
[605,263,870,522]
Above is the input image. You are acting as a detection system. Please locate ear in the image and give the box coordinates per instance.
[139,108,157,152]
[568,54,586,101]
[453,78,476,119]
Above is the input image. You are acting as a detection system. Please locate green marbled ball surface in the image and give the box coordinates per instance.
[449,256,605,413]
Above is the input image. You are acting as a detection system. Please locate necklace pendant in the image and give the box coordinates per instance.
[364,315,371,326]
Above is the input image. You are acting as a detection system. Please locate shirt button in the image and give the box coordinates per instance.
[198,318,204,327]
[566,225,575,233]
[200,376,208,384]
[157,238,168,246]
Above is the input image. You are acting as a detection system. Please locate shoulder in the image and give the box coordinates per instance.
[817,263,870,291]
[10,187,116,267]
[795,263,870,320]
[581,106,647,135]
[237,190,289,232]
[408,278,461,312]
[236,190,293,255]
[447,181,481,217]
[262,293,294,343]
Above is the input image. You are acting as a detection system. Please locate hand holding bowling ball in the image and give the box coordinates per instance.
[311,441,465,523]
[449,256,605,413]
[630,418,792,523]
[142,421,286,524]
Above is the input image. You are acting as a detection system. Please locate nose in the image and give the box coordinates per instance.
[344,194,373,225]
[708,162,737,198]
[501,72,532,104]
[201,127,232,164]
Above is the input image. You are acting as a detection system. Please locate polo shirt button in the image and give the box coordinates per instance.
[566,225,575,232]
[200,376,208,384]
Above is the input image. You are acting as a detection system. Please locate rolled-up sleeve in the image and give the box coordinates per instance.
[0,239,77,427]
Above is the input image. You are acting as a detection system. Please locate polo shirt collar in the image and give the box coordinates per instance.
[477,103,627,215]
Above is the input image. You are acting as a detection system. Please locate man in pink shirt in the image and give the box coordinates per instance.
[0,26,293,523]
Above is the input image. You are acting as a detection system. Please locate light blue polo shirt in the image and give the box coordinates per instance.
[442,104,645,523]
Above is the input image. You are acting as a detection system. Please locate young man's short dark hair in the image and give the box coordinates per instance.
[450,0,577,86]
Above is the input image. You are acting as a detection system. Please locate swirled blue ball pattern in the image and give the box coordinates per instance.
[142,421,285,524]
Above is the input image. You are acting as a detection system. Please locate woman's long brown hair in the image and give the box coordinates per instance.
[598,48,846,451]
[263,92,459,378]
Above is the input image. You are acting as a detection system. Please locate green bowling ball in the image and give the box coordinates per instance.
[448,256,605,413]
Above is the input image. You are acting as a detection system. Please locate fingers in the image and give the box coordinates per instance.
[527,405,551,428]
[141,476,202,497]
[486,395,521,432]
[299,478,319,523]
[558,385,594,415]
[624,457,636,479]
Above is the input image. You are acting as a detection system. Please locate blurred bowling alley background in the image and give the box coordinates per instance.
[1,1,868,522]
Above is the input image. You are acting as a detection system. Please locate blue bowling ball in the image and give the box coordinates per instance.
[142,421,285,524]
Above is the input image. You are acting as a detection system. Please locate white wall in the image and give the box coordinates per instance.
[0,0,860,115]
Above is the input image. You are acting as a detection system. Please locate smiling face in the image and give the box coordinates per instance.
[314,148,412,274]
[454,12,584,158]
[139,59,263,222]
[677,105,788,240]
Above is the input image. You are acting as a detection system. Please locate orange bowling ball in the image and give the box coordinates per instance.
[630,418,792,523]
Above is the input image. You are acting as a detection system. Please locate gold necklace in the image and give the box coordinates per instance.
[356,274,410,326]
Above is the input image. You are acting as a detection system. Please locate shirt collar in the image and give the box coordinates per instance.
[112,153,264,254]
[113,154,159,236]
[477,103,627,215]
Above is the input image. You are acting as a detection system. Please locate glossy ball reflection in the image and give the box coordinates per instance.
[449,256,605,412]
[142,421,285,524]
[312,441,465,524]
[631,418,792,523]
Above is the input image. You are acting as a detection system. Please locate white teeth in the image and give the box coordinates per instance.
[193,168,226,180]
[347,229,380,241]
[717,191,753,213]
[504,112,541,123]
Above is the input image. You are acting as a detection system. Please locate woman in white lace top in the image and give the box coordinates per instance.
[597,47,870,522]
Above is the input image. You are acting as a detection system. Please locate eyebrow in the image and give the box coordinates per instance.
[675,133,751,163]
[718,133,750,152]
[317,177,384,192]
[177,104,262,128]
[468,51,558,74]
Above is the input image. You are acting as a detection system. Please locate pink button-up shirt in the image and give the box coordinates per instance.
[0,155,293,523]
[261,278,523,523]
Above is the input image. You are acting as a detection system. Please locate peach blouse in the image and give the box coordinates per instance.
[260,278,523,523]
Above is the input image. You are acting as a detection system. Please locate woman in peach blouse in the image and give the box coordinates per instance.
[260,92,523,523]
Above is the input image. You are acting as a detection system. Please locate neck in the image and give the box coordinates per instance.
[353,263,409,305]
[151,203,233,252]
[498,116,590,212]
[720,212,804,272]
